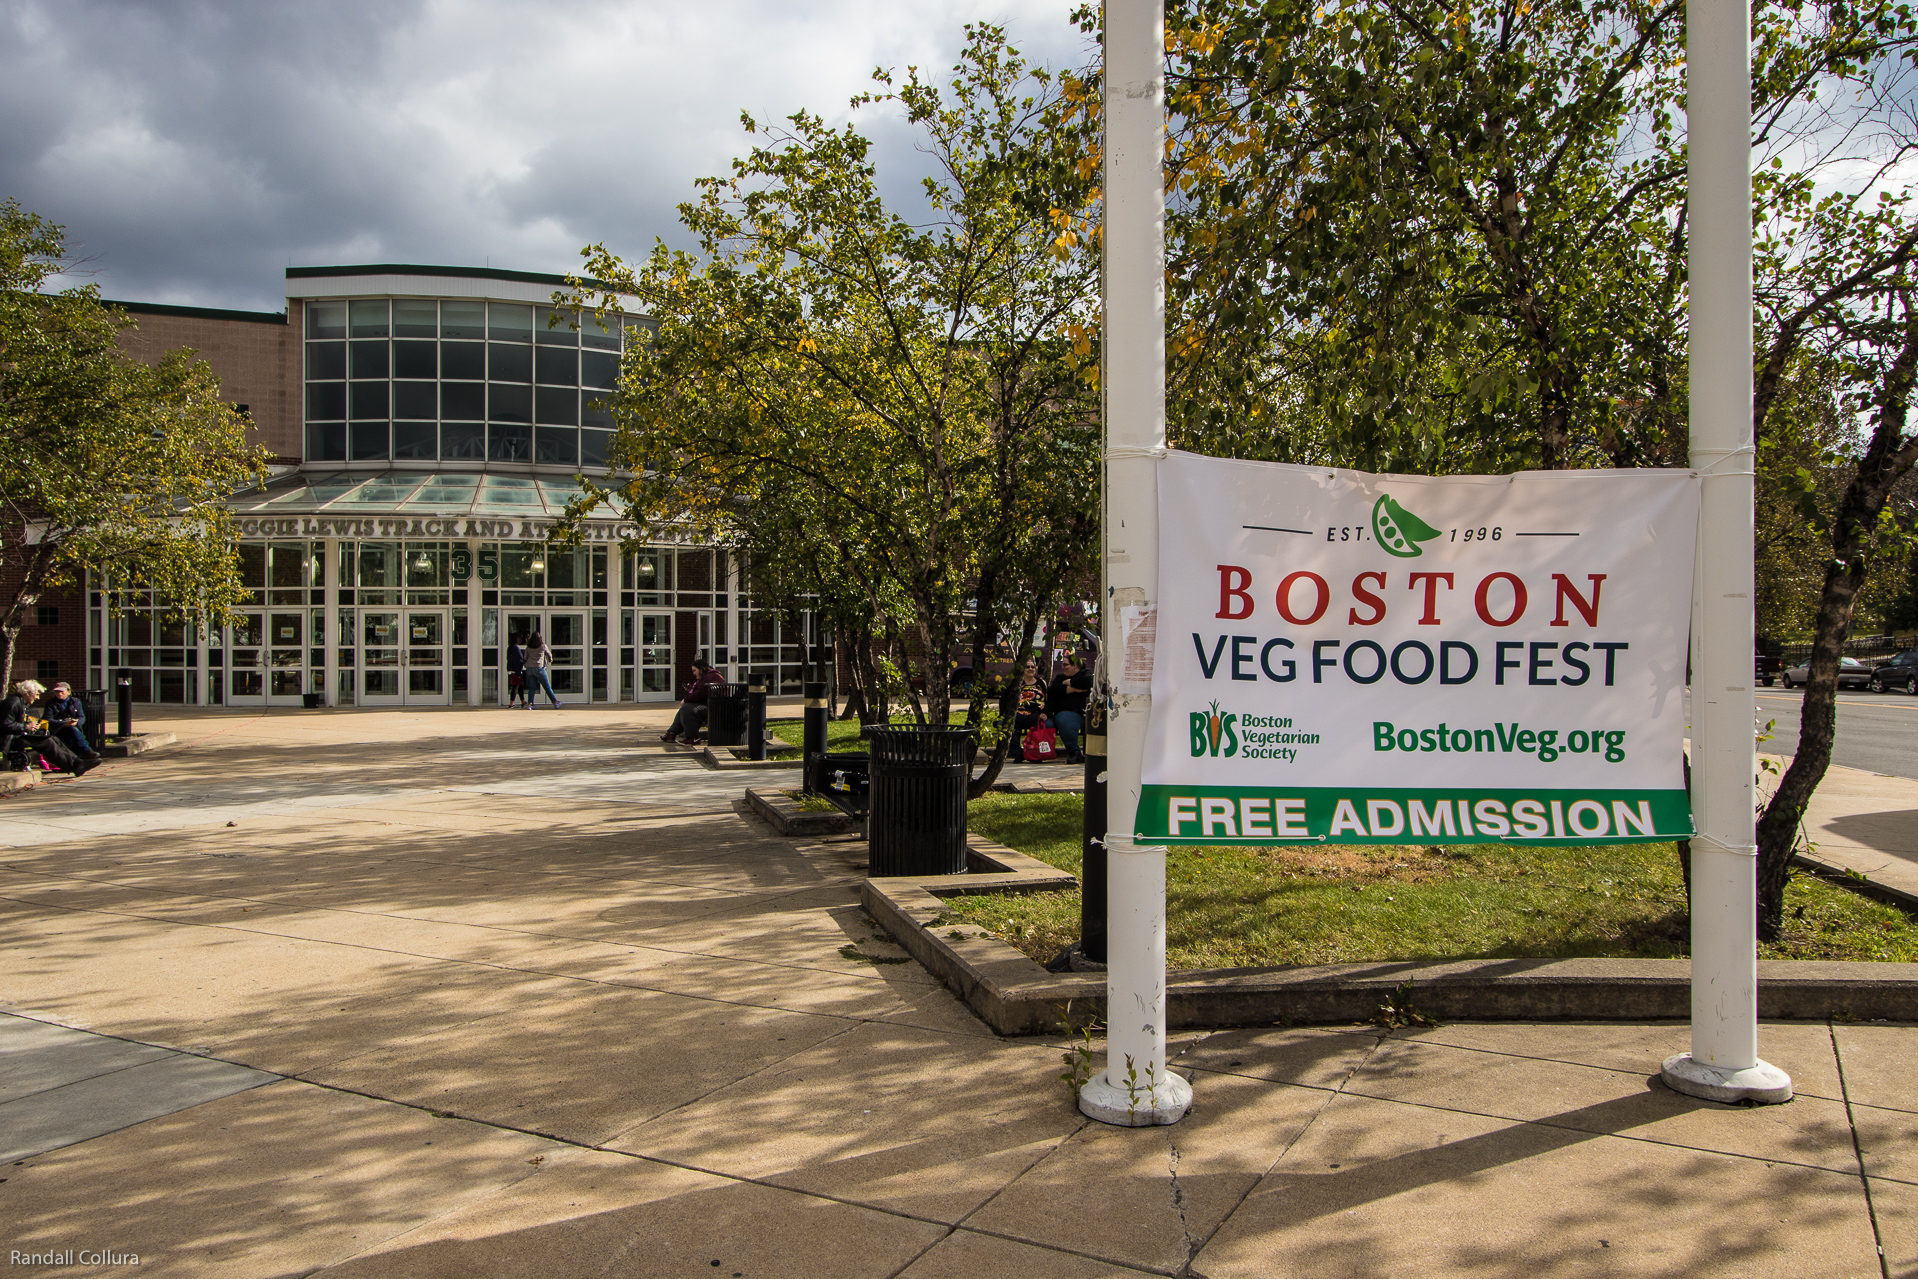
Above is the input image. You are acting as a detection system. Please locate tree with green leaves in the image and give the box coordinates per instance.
[567,26,1101,789]
[0,201,269,687]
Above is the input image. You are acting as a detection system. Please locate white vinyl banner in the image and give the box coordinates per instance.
[1139,452,1700,845]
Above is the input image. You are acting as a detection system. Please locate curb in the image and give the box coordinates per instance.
[1792,851,1918,915]
[745,786,862,837]
[697,737,799,770]
[858,861,1918,1035]
[102,732,176,759]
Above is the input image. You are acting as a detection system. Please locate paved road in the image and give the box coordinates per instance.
[1753,684,1918,779]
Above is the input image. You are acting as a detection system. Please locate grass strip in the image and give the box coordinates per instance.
[953,792,1918,968]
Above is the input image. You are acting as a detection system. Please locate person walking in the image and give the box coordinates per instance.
[505,633,530,708]
[523,631,562,708]
[43,681,100,763]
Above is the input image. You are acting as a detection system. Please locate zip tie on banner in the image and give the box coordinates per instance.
[1104,444,1169,461]
[1691,445,1756,477]
[1688,833,1759,858]
[1104,832,1168,854]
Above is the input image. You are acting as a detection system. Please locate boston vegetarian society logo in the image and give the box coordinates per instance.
[1372,494,1443,558]
[1190,700,1239,757]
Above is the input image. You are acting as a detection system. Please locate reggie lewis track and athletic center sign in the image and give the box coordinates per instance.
[1138,452,1701,845]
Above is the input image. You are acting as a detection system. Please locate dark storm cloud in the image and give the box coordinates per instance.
[1,0,1088,311]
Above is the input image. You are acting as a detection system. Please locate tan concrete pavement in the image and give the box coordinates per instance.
[0,706,1909,1277]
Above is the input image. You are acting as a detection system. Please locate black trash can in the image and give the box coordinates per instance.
[81,690,107,752]
[866,727,972,877]
[707,684,748,747]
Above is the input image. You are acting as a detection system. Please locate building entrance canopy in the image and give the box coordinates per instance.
[226,469,638,541]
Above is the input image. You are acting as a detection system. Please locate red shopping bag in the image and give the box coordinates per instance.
[1023,724,1059,762]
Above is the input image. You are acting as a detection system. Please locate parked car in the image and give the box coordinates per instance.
[1755,653,1783,687]
[1780,656,1871,689]
[1867,649,1918,694]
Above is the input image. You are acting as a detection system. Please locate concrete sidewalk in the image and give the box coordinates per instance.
[0,707,1910,1277]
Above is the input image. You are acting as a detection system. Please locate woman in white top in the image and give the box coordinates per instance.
[523,632,562,708]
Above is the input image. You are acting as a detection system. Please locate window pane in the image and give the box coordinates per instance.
[488,303,533,342]
[305,301,346,339]
[349,381,389,419]
[393,298,437,338]
[394,422,437,459]
[488,383,531,423]
[580,350,618,389]
[349,340,389,379]
[393,381,437,418]
[442,299,485,339]
[441,422,486,460]
[441,382,485,419]
[536,306,577,344]
[307,382,347,420]
[488,423,532,461]
[307,422,346,461]
[349,299,389,337]
[488,343,531,382]
[535,346,577,386]
[581,393,615,429]
[535,426,579,465]
[393,339,436,378]
[269,543,305,589]
[535,386,577,425]
[581,429,612,467]
[579,311,620,350]
[307,341,347,380]
[441,341,485,380]
[350,422,390,460]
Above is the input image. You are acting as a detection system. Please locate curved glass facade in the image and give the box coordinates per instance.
[302,297,634,467]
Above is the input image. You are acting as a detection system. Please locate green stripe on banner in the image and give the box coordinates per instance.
[1134,786,1693,845]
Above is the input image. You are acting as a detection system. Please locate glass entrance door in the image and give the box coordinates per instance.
[229,612,265,703]
[268,611,306,705]
[501,611,586,704]
[546,612,586,700]
[361,611,403,705]
[637,612,674,700]
[360,610,450,705]
[405,610,450,705]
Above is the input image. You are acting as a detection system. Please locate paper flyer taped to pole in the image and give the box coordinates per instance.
[1139,451,1700,845]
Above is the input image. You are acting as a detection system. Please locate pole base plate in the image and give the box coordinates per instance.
[1660,1053,1793,1104]
[1079,1069,1193,1127]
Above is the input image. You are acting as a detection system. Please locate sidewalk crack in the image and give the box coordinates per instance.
[1168,1134,1198,1271]
[1830,1018,1891,1279]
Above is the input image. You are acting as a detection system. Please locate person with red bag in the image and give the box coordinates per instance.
[1009,656,1050,763]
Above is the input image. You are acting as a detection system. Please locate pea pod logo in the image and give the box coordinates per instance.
[1189,700,1239,757]
[1372,493,1443,558]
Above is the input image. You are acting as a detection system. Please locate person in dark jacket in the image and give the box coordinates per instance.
[1008,657,1048,763]
[1045,654,1092,763]
[662,658,726,744]
[505,634,530,708]
[1,681,92,776]
[44,681,99,761]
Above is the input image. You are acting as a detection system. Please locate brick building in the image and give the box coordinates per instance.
[16,264,814,708]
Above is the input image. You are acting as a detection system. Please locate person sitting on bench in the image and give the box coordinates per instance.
[661,658,726,745]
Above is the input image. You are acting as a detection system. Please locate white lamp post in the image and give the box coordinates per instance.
[1662,0,1791,1104]
[1080,0,1192,1127]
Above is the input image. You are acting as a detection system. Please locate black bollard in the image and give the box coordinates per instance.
[116,678,133,740]
[1080,693,1108,964]
[747,678,768,761]
[802,681,828,792]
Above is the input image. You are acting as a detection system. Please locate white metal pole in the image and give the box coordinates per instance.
[1662,0,1791,1104]
[1080,0,1192,1127]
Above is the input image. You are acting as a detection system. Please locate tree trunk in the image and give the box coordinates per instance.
[966,599,1048,799]
[1755,317,1918,939]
